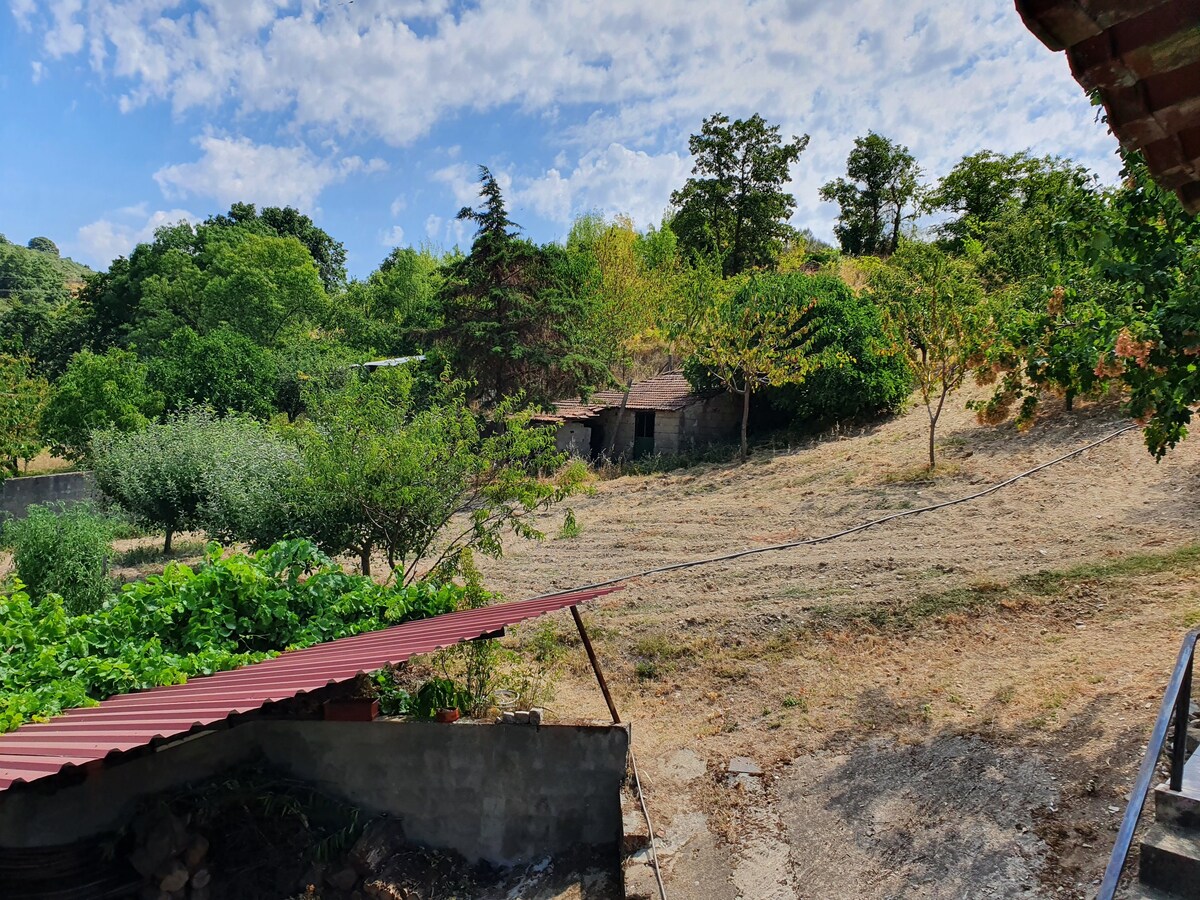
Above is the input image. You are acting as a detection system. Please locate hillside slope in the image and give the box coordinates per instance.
[482,388,1200,899]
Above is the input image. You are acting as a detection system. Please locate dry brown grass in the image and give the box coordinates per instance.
[476,385,1200,898]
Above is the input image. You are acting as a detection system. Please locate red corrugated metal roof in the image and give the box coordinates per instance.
[0,586,620,792]
[549,372,715,421]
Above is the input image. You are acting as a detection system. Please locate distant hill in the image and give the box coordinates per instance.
[0,233,94,309]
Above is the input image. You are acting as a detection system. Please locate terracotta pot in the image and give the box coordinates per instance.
[322,698,380,722]
[435,708,461,723]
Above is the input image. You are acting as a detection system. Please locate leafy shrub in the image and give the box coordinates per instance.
[0,538,462,731]
[1,502,116,613]
[40,348,163,461]
[149,326,279,418]
[761,274,912,426]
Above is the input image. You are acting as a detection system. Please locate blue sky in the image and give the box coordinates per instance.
[2,0,1121,279]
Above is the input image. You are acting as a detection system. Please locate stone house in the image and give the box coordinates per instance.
[535,371,741,459]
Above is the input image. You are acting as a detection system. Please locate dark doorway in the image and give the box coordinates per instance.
[633,411,655,458]
[589,422,606,458]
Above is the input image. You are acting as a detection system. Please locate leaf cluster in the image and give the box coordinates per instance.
[0,538,462,732]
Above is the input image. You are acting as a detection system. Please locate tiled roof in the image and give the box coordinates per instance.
[550,372,712,420]
[1017,0,1200,213]
[0,586,620,792]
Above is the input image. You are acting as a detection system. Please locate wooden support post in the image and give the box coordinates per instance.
[570,604,621,724]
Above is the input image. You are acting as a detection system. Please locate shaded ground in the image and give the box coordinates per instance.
[477,389,1200,899]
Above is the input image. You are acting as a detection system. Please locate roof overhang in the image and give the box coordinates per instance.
[1016,0,1200,213]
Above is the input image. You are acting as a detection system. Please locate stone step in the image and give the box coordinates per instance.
[1140,824,1200,899]
[1123,886,1179,900]
[1156,785,1200,829]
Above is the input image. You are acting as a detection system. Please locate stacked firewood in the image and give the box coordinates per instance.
[128,809,212,900]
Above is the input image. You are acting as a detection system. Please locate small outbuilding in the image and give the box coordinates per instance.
[536,372,741,459]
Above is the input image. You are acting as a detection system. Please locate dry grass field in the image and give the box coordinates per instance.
[477,387,1200,899]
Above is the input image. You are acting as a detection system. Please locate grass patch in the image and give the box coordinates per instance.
[116,538,207,568]
[804,544,1200,634]
[631,632,693,680]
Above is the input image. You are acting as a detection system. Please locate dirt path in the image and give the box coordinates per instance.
[480,390,1200,899]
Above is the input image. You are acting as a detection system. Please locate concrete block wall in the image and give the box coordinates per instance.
[261,720,629,864]
[0,719,629,867]
[0,471,95,520]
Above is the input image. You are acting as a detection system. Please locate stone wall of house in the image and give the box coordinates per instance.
[553,421,592,456]
[678,393,742,449]
[593,393,740,458]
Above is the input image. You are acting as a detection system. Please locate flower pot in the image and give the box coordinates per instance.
[435,708,461,723]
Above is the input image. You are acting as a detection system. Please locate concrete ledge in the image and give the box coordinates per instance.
[0,718,630,867]
[0,471,95,520]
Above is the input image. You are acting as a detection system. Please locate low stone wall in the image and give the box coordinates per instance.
[0,718,630,865]
[0,471,95,520]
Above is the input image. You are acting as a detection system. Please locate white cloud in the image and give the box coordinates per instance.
[26,0,1122,249]
[154,135,387,210]
[424,214,443,238]
[389,196,407,216]
[380,224,405,246]
[76,206,199,268]
[513,143,690,229]
[17,0,1117,181]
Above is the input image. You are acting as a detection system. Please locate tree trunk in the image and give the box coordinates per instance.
[928,419,937,470]
[360,543,372,577]
[163,528,173,554]
[1064,389,1075,412]
[740,388,751,462]
[606,379,634,458]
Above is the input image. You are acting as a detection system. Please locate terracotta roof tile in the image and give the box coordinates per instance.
[549,372,714,419]
[1017,0,1200,213]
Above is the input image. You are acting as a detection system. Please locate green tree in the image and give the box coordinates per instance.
[289,367,585,579]
[0,355,49,479]
[670,113,809,276]
[80,220,326,351]
[206,202,348,293]
[149,327,278,417]
[763,275,912,425]
[926,150,1102,284]
[90,409,295,552]
[820,132,922,256]
[26,237,59,256]
[40,349,162,461]
[868,242,987,468]
[438,167,614,405]
[333,245,445,356]
[972,151,1200,456]
[688,274,834,460]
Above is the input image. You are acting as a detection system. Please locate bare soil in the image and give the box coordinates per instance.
[478,388,1200,899]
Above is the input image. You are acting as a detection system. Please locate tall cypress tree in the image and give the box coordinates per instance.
[438,167,612,405]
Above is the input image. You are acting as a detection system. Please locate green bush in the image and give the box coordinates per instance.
[0,538,463,731]
[1,502,115,613]
[92,409,298,552]
[761,274,912,426]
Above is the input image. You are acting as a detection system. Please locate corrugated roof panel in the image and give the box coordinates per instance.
[0,586,620,792]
